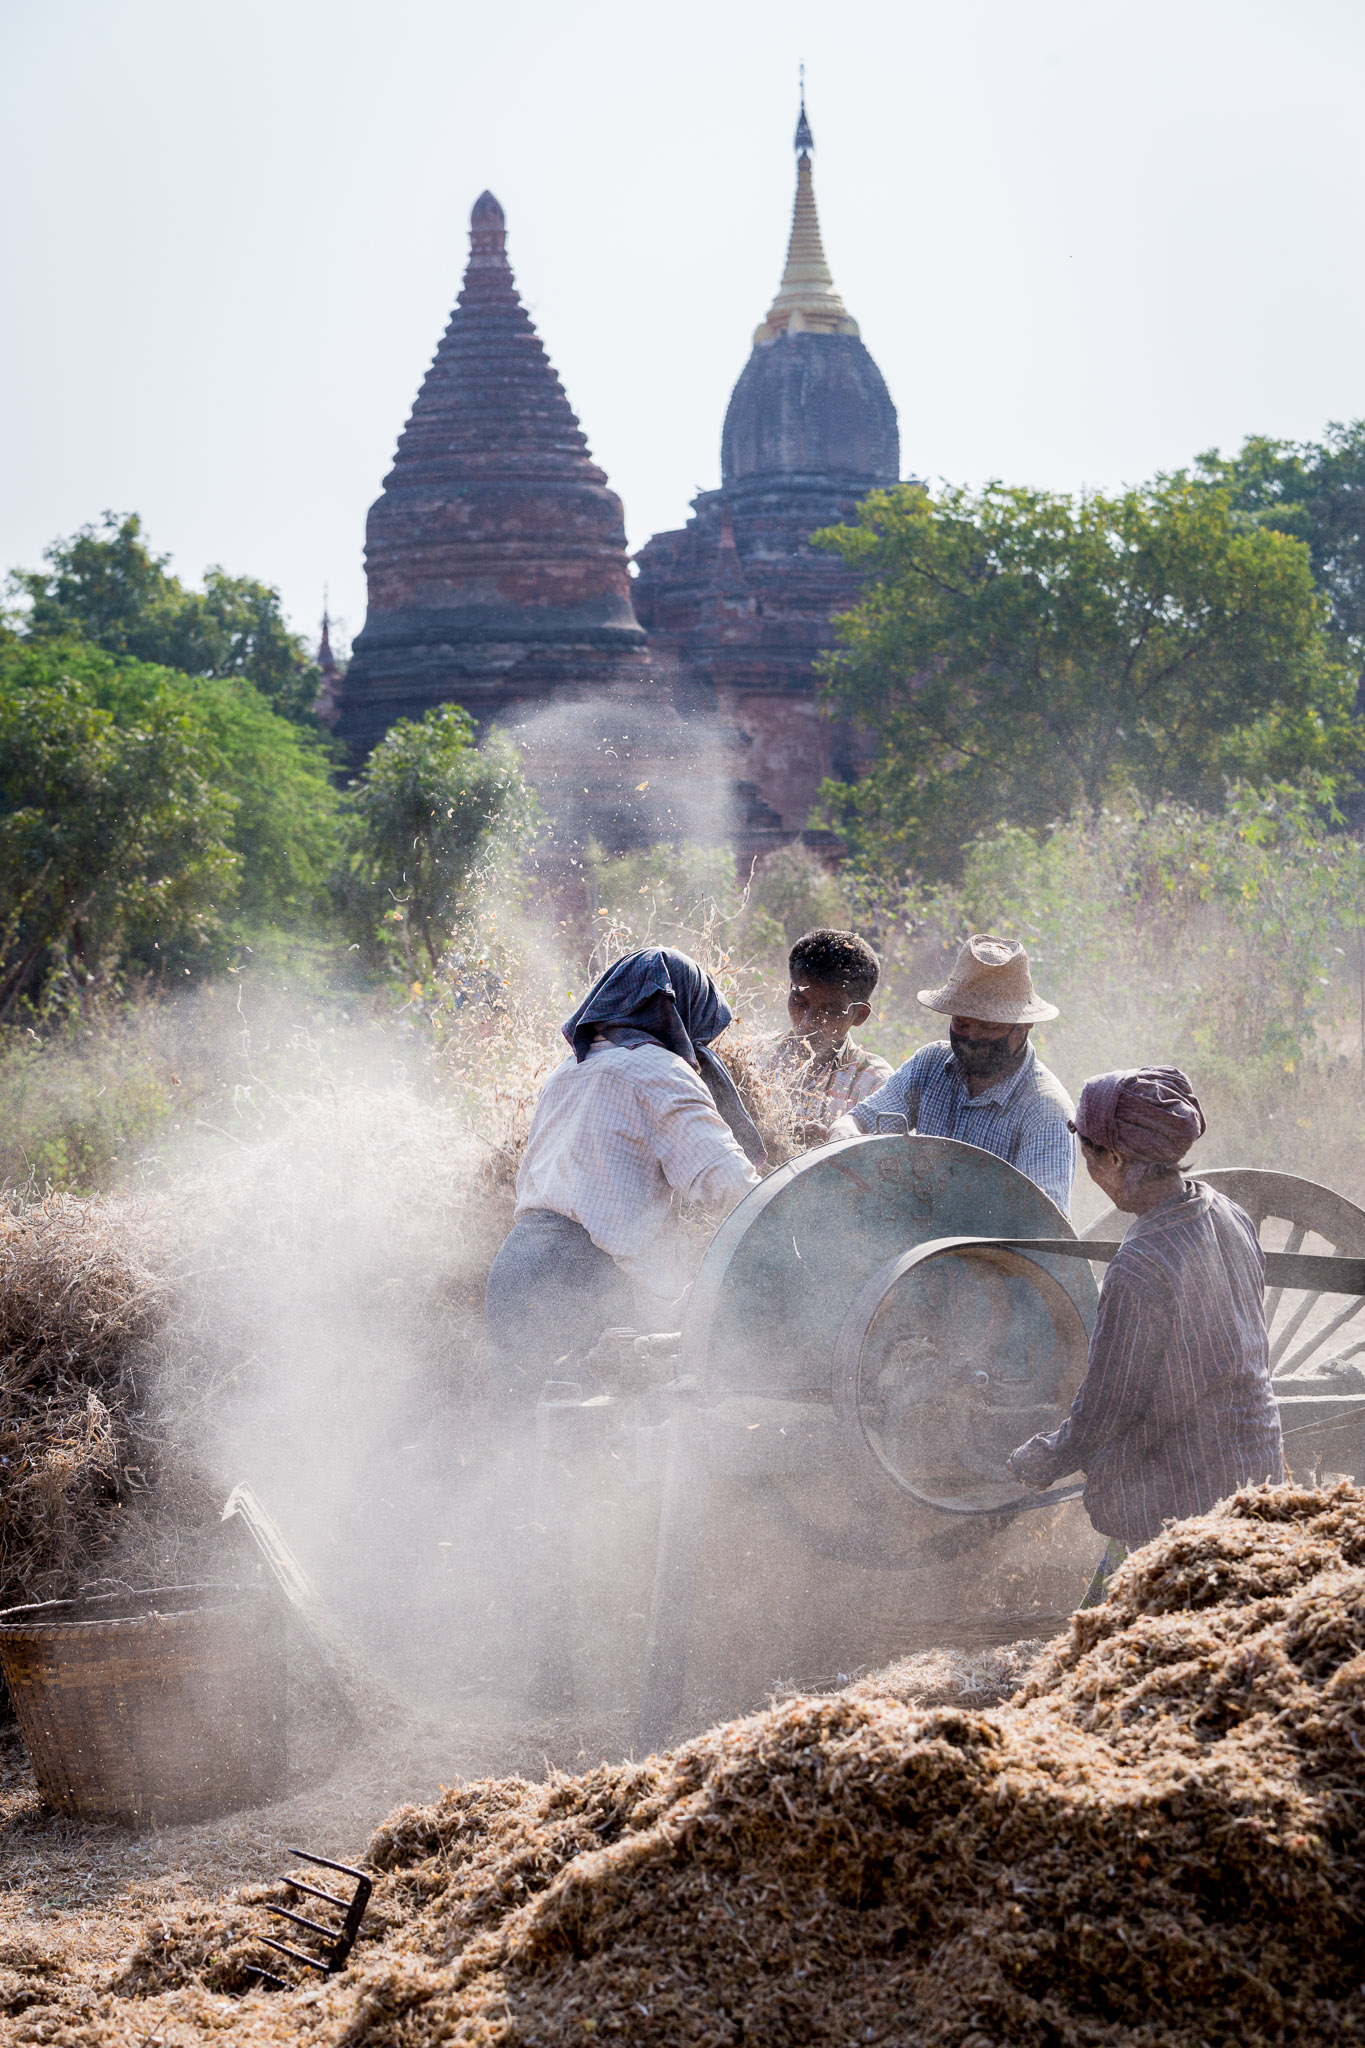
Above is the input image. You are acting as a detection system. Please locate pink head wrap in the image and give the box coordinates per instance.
[1073,1066,1206,1165]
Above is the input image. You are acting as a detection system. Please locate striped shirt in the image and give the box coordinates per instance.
[1019,1181,1284,1544]
[514,1041,759,1291]
[848,1040,1076,1216]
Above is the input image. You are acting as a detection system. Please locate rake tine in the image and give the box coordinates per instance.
[249,1848,375,1977]
[266,1903,337,1940]
[286,1848,368,1878]
[279,1878,351,1911]
[282,1851,374,1959]
[244,1964,288,1991]
[259,1936,331,1974]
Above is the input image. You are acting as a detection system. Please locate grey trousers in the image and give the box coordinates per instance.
[484,1208,633,1413]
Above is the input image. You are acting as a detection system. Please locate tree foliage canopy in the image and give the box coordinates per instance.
[338,704,535,976]
[91,657,342,925]
[0,636,343,1011]
[0,649,237,1016]
[10,512,323,722]
[1,517,536,1010]
[1196,421,1365,648]
[814,475,1356,876]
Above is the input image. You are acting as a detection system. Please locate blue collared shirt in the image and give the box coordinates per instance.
[849,1040,1077,1215]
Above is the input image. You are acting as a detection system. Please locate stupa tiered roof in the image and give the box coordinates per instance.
[336,192,645,761]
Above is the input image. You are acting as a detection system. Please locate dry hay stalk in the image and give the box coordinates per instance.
[54,1483,1365,2046]
[0,1192,165,1394]
[0,1194,173,1613]
[713,1032,805,1168]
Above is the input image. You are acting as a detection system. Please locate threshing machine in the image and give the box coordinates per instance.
[527,1132,1365,1747]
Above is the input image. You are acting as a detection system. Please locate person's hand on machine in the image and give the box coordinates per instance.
[794,1118,833,1148]
[1006,1435,1056,1491]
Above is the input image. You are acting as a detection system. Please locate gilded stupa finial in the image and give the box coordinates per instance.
[754,81,859,344]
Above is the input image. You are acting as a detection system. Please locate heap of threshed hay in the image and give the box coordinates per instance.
[0,1194,215,1621]
[15,1482,1360,2047]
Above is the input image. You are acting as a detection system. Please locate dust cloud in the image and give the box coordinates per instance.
[77,890,1361,1774]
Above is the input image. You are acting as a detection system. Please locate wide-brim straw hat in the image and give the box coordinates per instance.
[917,934,1059,1025]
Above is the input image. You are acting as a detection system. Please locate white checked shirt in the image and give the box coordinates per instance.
[515,1041,759,1278]
[848,1039,1077,1215]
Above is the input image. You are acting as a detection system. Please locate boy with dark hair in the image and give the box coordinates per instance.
[757,928,893,1137]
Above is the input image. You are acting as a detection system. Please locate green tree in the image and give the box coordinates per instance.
[0,638,341,948]
[813,477,1356,877]
[11,513,323,722]
[1197,423,1365,647]
[91,659,341,924]
[0,659,238,1016]
[339,704,534,976]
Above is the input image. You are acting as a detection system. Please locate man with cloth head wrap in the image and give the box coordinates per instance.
[1008,1065,1283,1597]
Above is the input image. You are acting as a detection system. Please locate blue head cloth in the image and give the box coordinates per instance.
[562,947,766,1165]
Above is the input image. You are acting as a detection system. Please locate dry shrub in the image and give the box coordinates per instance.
[56,1484,1365,2047]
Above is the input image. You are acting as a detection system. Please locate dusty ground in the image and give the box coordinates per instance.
[0,1643,1038,2036]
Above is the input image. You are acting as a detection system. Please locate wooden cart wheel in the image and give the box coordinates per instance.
[1085,1168,1365,1383]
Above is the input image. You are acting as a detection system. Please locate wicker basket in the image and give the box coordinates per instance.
[0,1582,286,1825]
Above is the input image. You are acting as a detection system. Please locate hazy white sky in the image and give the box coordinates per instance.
[3,0,1363,656]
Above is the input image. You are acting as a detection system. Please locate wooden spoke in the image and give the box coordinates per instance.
[1263,1224,1306,1335]
[1087,1169,1365,1385]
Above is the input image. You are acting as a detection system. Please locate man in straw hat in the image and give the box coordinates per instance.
[1008,1066,1283,1603]
[826,934,1076,1214]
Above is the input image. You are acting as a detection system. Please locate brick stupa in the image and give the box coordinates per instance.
[337,194,711,852]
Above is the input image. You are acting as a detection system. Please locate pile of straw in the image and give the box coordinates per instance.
[0,1194,180,1616]
[35,1483,1363,2045]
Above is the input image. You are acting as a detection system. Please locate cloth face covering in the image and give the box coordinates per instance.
[1073,1065,1206,1165]
[562,948,766,1166]
[949,1027,1024,1080]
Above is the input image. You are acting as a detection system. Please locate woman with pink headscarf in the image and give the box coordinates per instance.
[1008,1065,1284,1602]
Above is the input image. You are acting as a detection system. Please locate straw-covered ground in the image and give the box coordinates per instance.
[0,1485,1362,2045]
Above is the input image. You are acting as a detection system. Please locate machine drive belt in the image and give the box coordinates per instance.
[976,1238,1365,1297]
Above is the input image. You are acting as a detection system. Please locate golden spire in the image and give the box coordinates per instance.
[754,89,860,344]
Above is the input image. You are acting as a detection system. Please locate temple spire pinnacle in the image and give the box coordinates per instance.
[313,591,342,728]
[754,87,859,344]
[794,69,813,156]
[318,592,338,677]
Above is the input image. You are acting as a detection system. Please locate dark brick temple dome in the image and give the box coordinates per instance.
[631,95,903,861]
[719,99,898,490]
[722,330,899,487]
